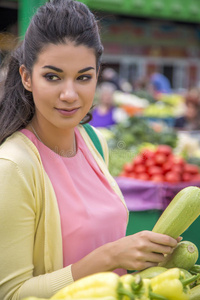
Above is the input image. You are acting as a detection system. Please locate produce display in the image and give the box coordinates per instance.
[113,90,184,119]
[120,145,200,183]
[107,116,178,177]
[22,187,200,300]
[140,93,185,118]
[108,116,178,150]
[143,103,175,118]
[22,267,200,299]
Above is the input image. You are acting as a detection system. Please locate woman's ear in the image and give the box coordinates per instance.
[19,64,32,92]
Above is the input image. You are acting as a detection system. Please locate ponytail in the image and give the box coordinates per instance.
[0,43,35,145]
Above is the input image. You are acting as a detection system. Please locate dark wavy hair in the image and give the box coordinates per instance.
[0,0,104,144]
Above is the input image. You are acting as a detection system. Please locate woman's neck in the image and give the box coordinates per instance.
[27,122,77,157]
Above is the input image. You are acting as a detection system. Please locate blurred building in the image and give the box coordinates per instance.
[0,0,45,64]
[1,0,200,91]
[0,0,18,62]
[78,0,200,92]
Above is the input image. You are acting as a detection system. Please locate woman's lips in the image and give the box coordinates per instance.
[56,107,79,116]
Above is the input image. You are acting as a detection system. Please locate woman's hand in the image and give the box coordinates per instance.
[71,230,181,280]
[110,230,178,271]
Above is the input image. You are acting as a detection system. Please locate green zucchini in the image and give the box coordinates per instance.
[159,241,199,270]
[152,186,200,239]
[189,284,200,300]
[137,266,167,279]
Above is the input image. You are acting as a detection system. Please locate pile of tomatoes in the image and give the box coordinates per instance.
[120,145,200,183]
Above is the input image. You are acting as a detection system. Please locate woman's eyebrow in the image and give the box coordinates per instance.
[78,67,95,73]
[42,65,63,72]
[42,65,95,73]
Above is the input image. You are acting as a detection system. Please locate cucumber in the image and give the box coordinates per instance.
[159,241,199,270]
[152,186,200,239]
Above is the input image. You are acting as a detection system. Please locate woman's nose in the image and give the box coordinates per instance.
[60,81,78,102]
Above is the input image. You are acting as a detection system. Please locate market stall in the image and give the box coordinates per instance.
[115,176,200,264]
[100,99,200,265]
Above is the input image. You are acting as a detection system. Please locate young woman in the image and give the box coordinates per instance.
[0,0,179,299]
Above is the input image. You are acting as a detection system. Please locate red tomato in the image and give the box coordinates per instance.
[171,155,185,167]
[134,164,146,174]
[182,172,192,182]
[154,153,167,166]
[165,171,181,183]
[184,164,199,174]
[145,158,155,168]
[141,149,155,160]
[137,173,150,181]
[162,160,174,173]
[171,164,183,174]
[151,174,165,182]
[156,145,172,156]
[191,174,200,182]
[148,166,163,176]
[123,163,134,173]
[128,172,137,179]
[133,155,144,165]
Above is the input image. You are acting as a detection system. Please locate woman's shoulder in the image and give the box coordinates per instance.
[0,131,42,170]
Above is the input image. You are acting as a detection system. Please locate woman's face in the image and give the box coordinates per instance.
[21,42,98,131]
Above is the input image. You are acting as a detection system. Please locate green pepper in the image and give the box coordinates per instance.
[150,268,200,300]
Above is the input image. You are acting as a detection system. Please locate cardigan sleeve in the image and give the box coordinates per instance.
[0,158,73,300]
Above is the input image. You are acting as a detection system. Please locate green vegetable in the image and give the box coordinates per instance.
[159,241,199,270]
[189,284,200,299]
[190,264,200,274]
[152,186,200,239]
[137,266,167,279]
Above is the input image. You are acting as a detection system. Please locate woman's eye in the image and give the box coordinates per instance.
[44,74,60,81]
[78,75,92,81]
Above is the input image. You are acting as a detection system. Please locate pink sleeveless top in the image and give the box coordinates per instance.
[21,128,128,275]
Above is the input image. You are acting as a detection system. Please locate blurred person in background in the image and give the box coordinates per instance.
[174,87,200,131]
[149,68,172,96]
[90,82,127,128]
[101,67,122,90]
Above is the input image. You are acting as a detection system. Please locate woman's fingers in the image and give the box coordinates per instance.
[146,231,178,247]
[148,242,174,255]
[177,236,183,243]
[114,231,179,271]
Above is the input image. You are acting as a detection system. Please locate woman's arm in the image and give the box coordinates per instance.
[0,159,36,299]
[0,159,73,300]
[71,230,178,281]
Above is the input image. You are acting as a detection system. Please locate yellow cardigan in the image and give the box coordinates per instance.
[0,125,128,300]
